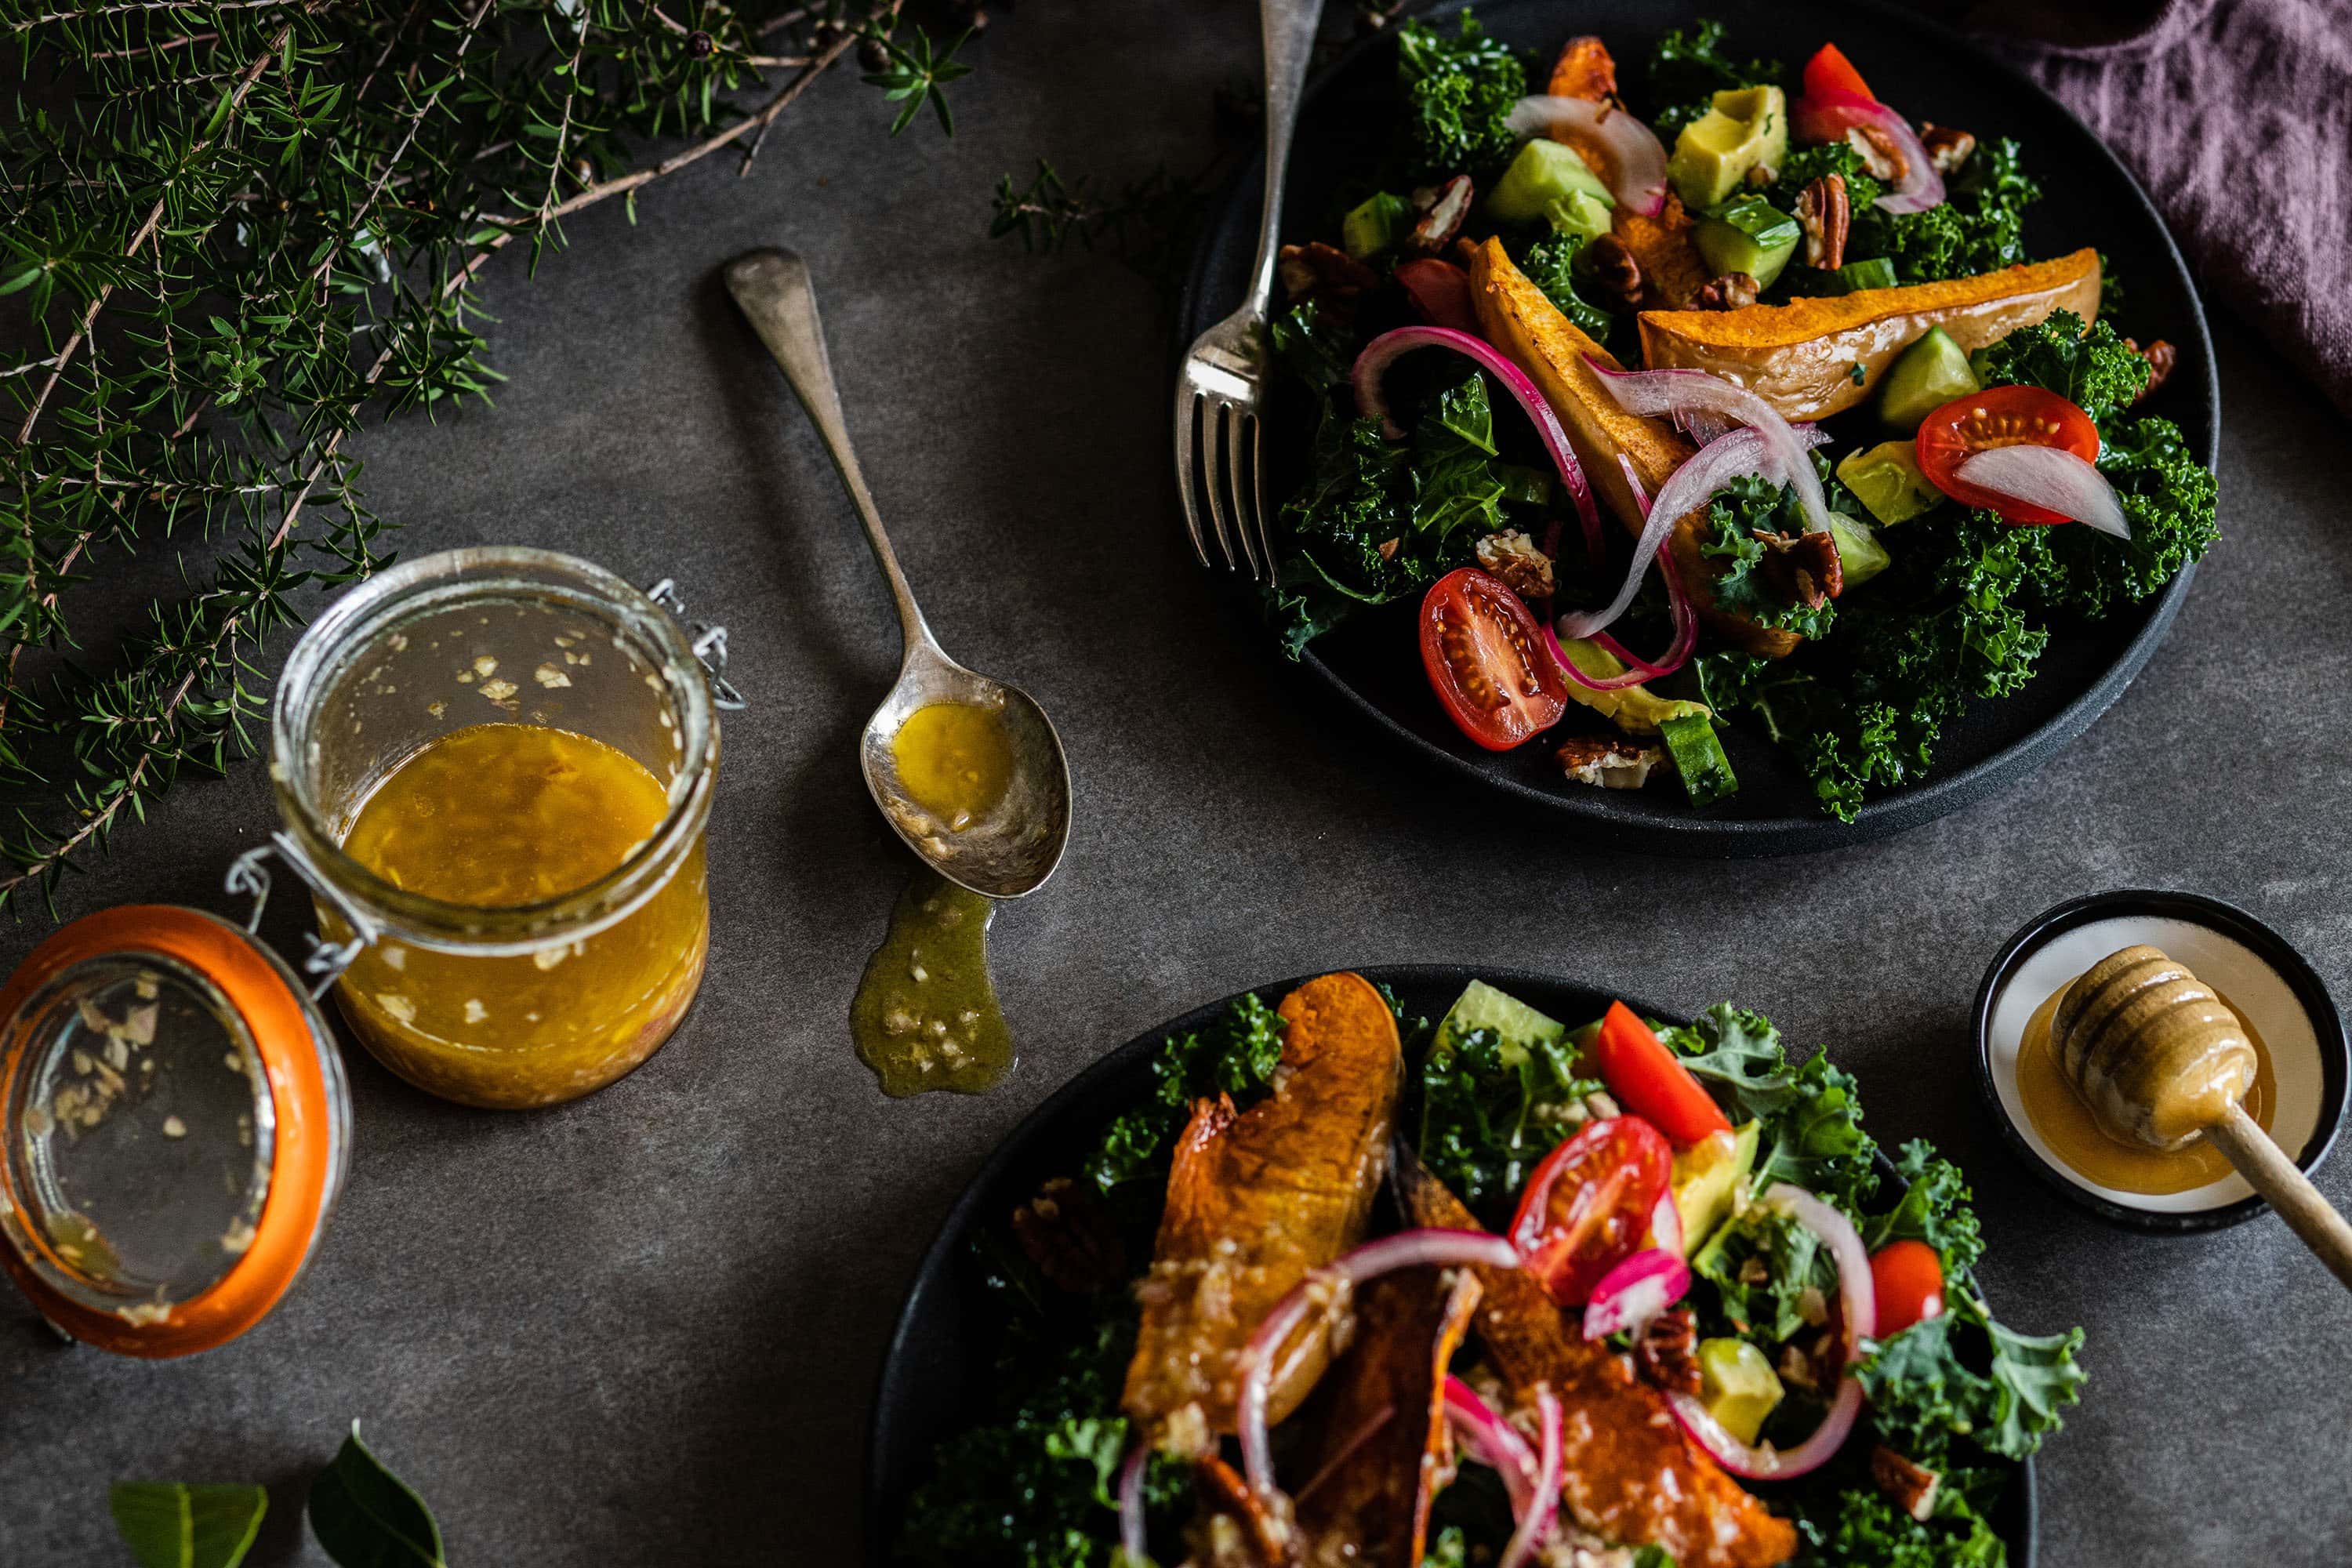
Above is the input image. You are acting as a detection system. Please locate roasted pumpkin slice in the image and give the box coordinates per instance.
[1545,37,1711,310]
[1293,1268,1482,1568]
[1123,972,1405,1452]
[1469,238,1800,659]
[1395,1149,1800,1568]
[1638,248,2103,421]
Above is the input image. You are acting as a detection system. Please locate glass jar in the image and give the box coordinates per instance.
[268,548,731,1109]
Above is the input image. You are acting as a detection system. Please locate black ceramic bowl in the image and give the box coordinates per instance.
[1973,891,2350,1233]
[1177,0,2219,857]
[867,965,2036,1564]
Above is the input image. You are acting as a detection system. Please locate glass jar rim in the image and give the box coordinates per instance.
[269,546,719,953]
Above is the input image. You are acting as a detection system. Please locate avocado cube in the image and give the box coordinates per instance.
[1489,139,1613,225]
[1668,85,1788,210]
[1836,440,1944,526]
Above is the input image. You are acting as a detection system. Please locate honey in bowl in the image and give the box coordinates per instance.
[891,701,1014,832]
[332,722,707,1108]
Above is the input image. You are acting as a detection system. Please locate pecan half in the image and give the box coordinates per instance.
[1276,241,1380,316]
[1405,173,1475,256]
[1871,1446,1943,1523]
[1795,172,1849,270]
[1754,528,1844,608]
[1695,271,1760,310]
[1586,233,1644,310]
[1475,528,1555,604]
[1635,1306,1704,1397]
[1557,734,1665,790]
[2125,336,2176,403]
[1846,124,1910,183]
[1919,122,1976,174]
[1011,1176,1127,1295]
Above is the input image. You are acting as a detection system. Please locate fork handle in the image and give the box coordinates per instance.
[1244,0,1327,312]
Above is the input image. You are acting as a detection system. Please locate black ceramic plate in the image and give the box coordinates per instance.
[1177,0,2220,857]
[866,965,2037,1563]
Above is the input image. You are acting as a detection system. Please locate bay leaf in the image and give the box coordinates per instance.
[306,1424,448,1568]
[108,1481,267,1568]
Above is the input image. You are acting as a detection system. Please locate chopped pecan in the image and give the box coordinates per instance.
[1635,1306,1703,1396]
[1475,528,1555,604]
[2125,336,2176,402]
[1744,162,1775,188]
[1586,233,1644,310]
[1776,1340,1818,1393]
[1011,1176,1127,1295]
[1795,172,1849,270]
[1405,173,1475,256]
[1871,1446,1943,1523]
[1753,528,1844,608]
[1557,735,1665,791]
[1276,241,1379,311]
[1694,272,1760,310]
[1919,122,1976,174]
[1376,537,1401,561]
[1846,124,1910,183]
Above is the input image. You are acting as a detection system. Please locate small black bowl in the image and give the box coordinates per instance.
[1973,890,2350,1233]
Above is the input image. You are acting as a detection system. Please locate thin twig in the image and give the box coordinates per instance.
[8,0,294,33]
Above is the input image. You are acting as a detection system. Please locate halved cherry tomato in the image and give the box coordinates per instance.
[1592,1002,1733,1148]
[1801,42,1876,106]
[1869,1239,1947,1336]
[1915,385,2100,525]
[1418,568,1570,752]
[1508,1116,1673,1305]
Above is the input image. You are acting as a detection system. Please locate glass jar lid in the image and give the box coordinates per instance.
[0,905,349,1356]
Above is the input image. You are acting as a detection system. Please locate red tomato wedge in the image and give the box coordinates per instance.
[1592,1002,1733,1147]
[1508,1116,1673,1306]
[1802,42,1876,106]
[1869,1239,1947,1335]
[1915,386,2101,525]
[1418,568,1570,752]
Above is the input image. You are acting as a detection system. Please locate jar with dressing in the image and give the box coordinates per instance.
[268,548,737,1109]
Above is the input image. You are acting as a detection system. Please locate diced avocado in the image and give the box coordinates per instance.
[1668,85,1788,210]
[1823,513,1891,590]
[1557,638,1709,736]
[1697,1338,1785,1446]
[1435,979,1567,1068]
[1671,1120,1760,1257]
[1544,188,1613,245]
[1878,326,1980,431]
[1660,712,1738,808]
[1695,195,1801,291]
[1341,191,1410,260]
[1828,256,1898,293]
[1489,140,1614,225]
[1837,440,1943,526]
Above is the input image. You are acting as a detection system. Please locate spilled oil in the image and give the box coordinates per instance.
[850,866,1013,1096]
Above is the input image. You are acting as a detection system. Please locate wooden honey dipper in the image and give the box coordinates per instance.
[2054,945,2352,1290]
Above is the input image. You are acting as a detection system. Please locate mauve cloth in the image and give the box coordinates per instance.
[1943,0,2352,419]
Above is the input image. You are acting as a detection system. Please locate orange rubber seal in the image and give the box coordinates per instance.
[0,905,335,1356]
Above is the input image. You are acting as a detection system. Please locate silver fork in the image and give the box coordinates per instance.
[1174,0,1324,581]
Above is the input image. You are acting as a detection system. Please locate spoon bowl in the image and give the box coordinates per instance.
[725,246,1072,898]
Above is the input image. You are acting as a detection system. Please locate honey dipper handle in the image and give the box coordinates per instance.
[2207,1103,2352,1294]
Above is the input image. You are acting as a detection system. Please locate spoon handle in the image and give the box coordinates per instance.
[724,247,935,657]
[2207,1102,2352,1294]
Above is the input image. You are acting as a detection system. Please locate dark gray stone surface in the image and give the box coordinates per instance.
[4,5,2347,1564]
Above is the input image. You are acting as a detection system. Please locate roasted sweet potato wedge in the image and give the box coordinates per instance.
[1293,1268,1483,1568]
[1395,1149,1799,1568]
[1637,248,2103,420]
[1547,34,1619,103]
[1468,238,1799,659]
[1123,972,1405,1452]
[1546,37,1711,310]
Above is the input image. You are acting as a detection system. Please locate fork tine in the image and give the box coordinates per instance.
[1173,385,1213,569]
[1202,401,1243,572]
[1223,404,1265,580]
[1245,413,1276,585]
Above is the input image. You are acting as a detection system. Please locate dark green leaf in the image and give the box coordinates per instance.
[307,1425,447,1568]
[109,1483,267,1568]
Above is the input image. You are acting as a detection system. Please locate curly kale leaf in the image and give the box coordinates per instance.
[1970,309,2149,424]
[1646,20,1786,136]
[1081,993,1285,1194]
[1796,1476,2009,1568]
[1774,137,2038,288]
[1697,472,1841,640]
[1418,1024,1602,1229]
[1664,1004,1879,1212]
[1695,1203,1837,1344]
[1858,1293,2087,1466]
[1518,234,1617,340]
[1396,14,1527,179]
[1865,1139,1987,1275]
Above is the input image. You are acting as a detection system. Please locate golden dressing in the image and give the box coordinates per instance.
[332,723,707,1109]
[891,702,1014,831]
[850,867,1012,1096]
[2018,982,2277,1195]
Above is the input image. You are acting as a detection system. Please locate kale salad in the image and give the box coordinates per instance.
[1259,16,2216,822]
[893,975,2085,1568]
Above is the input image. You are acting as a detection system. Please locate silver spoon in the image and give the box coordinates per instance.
[724,246,1071,898]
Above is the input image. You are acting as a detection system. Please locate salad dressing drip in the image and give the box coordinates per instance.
[850,867,1012,1096]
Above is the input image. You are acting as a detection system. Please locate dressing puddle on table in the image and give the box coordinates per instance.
[850,866,1014,1096]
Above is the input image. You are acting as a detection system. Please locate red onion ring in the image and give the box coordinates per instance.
[1792,90,1946,214]
[1646,1187,1685,1257]
[1443,1375,1559,1558]
[1956,446,2131,539]
[1350,327,1602,546]
[1581,1247,1691,1341]
[1236,1229,1523,1500]
[1498,1385,1563,1568]
[1504,96,1668,216]
[1663,1182,1876,1480]
[1577,456,1698,684]
[1117,1442,1149,1563]
[1586,359,1838,538]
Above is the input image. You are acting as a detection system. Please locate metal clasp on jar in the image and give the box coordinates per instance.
[223,832,382,998]
[644,579,746,711]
